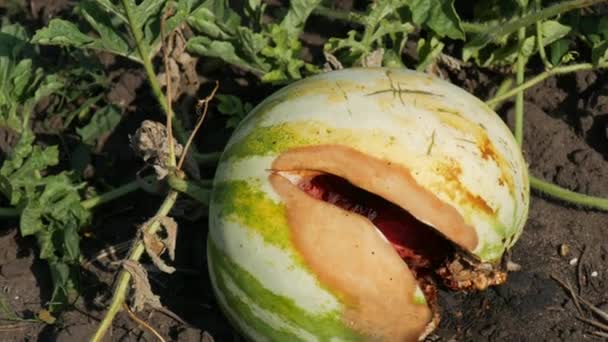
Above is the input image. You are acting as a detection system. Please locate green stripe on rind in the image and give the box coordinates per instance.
[212,179,293,251]
[222,121,334,161]
[208,239,364,341]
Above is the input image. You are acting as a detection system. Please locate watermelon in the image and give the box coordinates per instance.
[208,68,529,341]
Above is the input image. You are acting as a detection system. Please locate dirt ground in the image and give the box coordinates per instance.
[1,1,608,342]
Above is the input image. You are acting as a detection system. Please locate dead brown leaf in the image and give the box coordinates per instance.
[122,260,162,312]
[130,120,200,180]
[141,216,178,274]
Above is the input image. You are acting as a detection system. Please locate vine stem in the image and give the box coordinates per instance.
[486,62,608,106]
[530,176,608,211]
[535,0,553,69]
[90,190,179,342]
[81,178,147,209]
[167,175,211,205]
[120,0,189,147]
[0,177,167,217]
[514,21,527,145]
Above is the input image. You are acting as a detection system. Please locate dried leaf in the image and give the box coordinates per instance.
[142,216,178,274]
[322,51,343,72]
[157,28,201,101]
[122,260,162,312]
[130,120,200,180]
[159,216,178,261]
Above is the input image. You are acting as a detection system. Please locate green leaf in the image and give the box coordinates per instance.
[463,0,595,62]
[131,0,165,31]
[76,105,122,145]
[187,0,241,39]
[31,19,94,47]
[324,0,415,66]
[216,94,253,129]
[95,0,127,23]
[149,0,199,53]
[409,0,464,40]
[280,0,322,37]
[79,1,131,57]
[416,35,445,71]
[0,23,40,130]
[541,20,571,45]
[549,38,571,65]
[187,36,267,74]
[187,0,318,83]
[47,262,78,312]
[0,130,59,205]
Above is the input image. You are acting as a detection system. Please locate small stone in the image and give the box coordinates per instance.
[559,244,570,257]
[569,258,578,266]
[591,271,598,277]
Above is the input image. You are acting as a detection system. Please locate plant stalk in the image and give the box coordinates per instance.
[120,0,190,147]
[0,177,159,217]
[167,175,211,205]
[81,178,149,209]
[530,176,608,211]
[486,62,608,106]
[90,190,179,342]
[514,25,527,146]
[535,0,553,69]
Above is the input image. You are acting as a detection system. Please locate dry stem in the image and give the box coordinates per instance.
[177,81,219,170]
[123,303,166,342]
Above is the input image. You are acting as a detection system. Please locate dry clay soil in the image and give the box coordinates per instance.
[0,13,608,340]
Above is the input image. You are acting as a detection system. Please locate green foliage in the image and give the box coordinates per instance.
[186,0,321,84]
[0,22,92,314]
[0,24,63,131]
[461,0,605,68]
[31,0,196,63]
[216,94,253,128]
[76,105,122,145]
[0,130,91,313]
[324,0,463,68]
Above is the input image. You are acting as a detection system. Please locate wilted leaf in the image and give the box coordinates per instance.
[123,260,162,312]
[142,216,178,274]
[37,309,57,324]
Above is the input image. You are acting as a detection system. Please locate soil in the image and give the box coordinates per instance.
[1,1,608,341]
